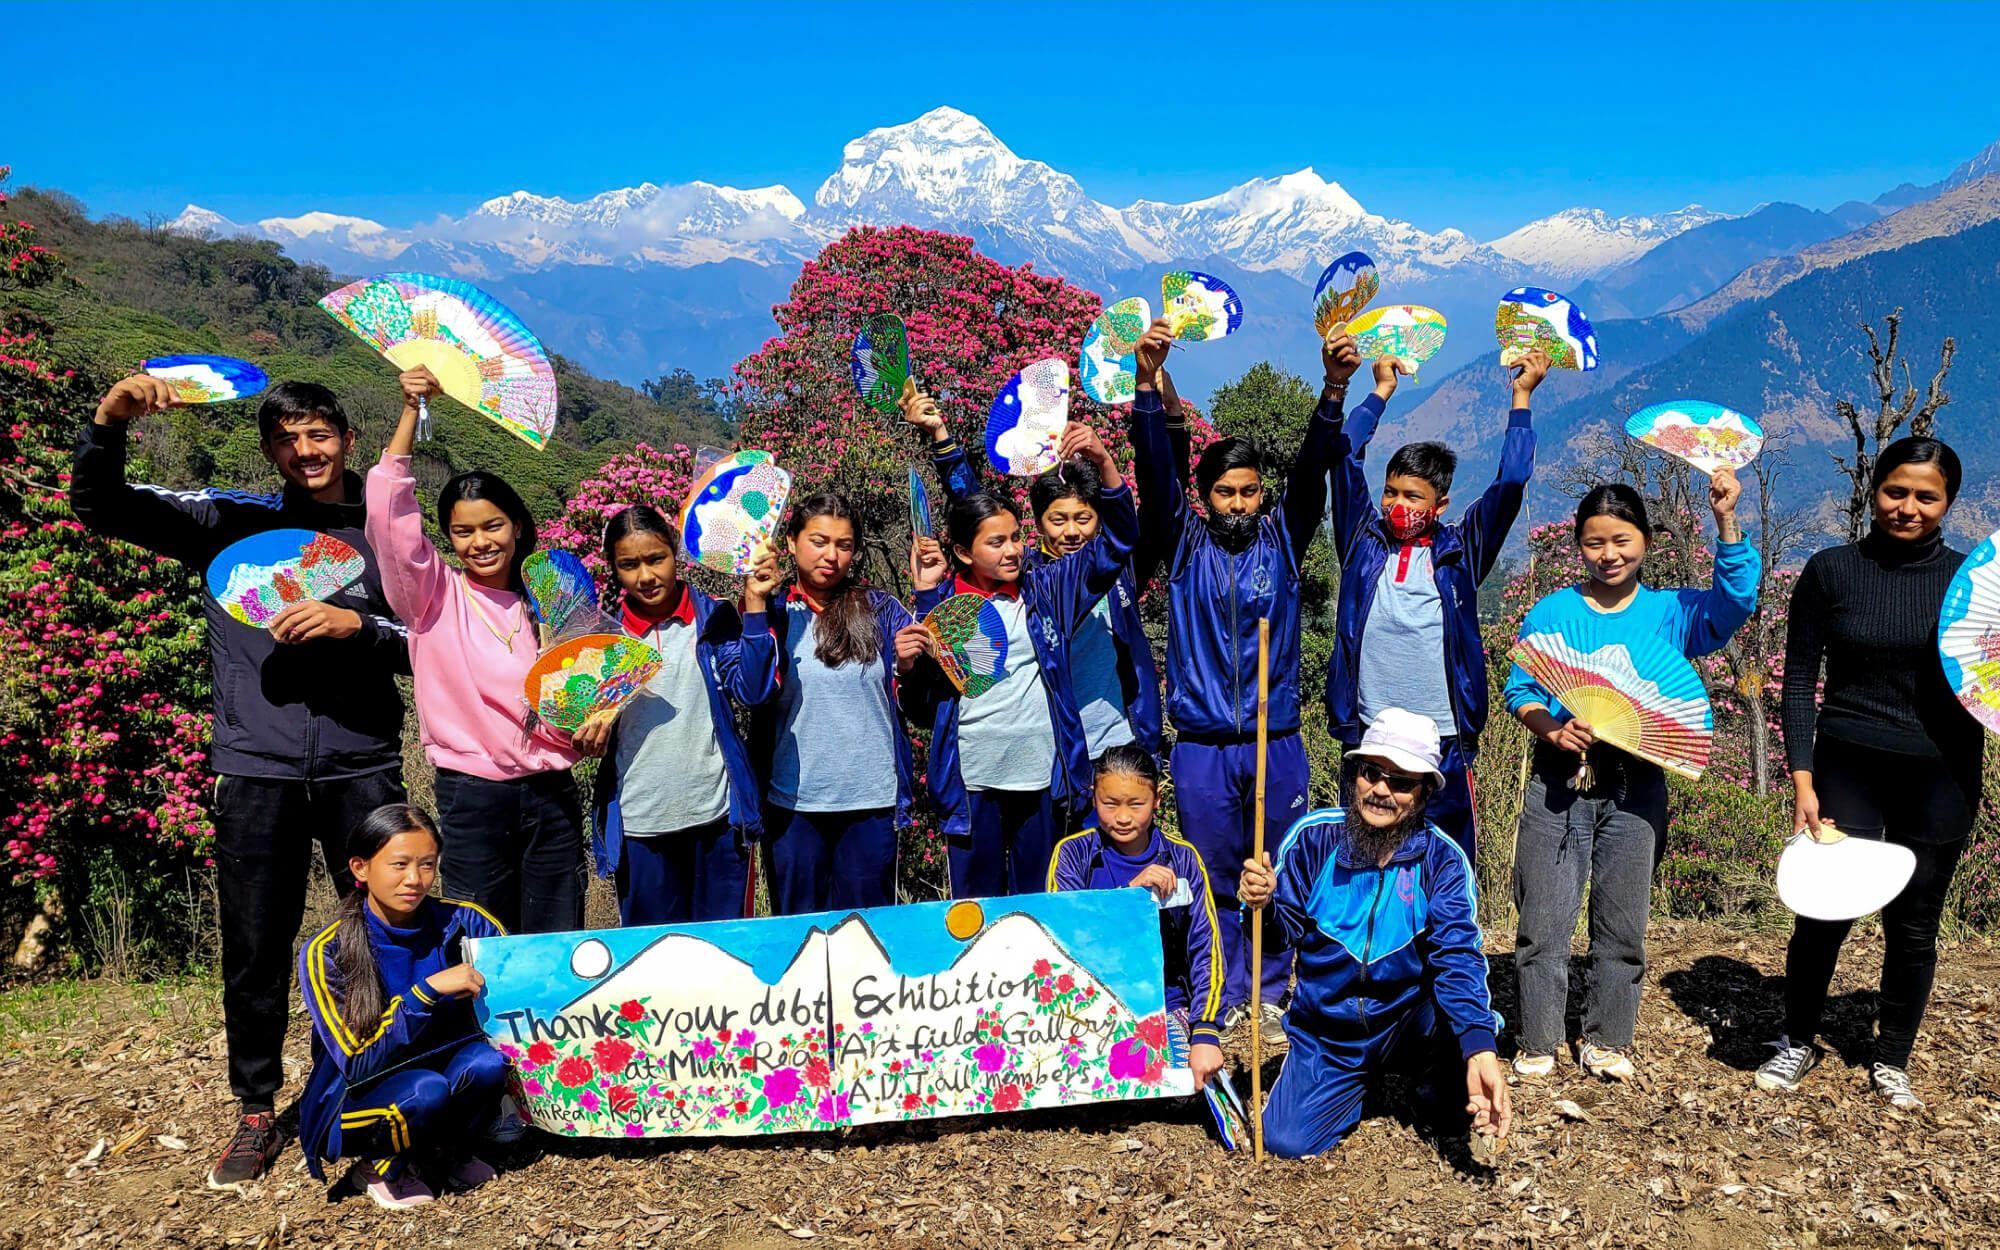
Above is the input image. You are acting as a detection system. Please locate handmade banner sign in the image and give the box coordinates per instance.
[206,529,366,628]
[1079,297,1150,405]
[1493,286,1599,371]
[467,890,1194,1138]
[318,272,558,448]
[851,313,912,417]
[681,449,794,575]
[1347,304,1448,372]
[1160,271,1243,342]
[1938,527,2000,735]
[1625,400,1764,474]
[1510,628,1712,779]
[1312,252,1379,339]
[141,354,269,404]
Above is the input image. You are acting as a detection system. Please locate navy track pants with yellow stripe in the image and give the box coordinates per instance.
[337,1038,507,1177]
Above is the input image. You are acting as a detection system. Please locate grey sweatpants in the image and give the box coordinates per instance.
[1511,747,1668,1053]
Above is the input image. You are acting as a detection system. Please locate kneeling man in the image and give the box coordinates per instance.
[1240,708,1509,1158]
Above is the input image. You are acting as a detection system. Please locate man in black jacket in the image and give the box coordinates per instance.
[72,375,410,1190]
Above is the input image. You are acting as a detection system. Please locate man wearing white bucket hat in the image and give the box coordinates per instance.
[1239,708,1509,1159]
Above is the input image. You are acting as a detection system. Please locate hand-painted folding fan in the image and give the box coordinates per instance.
[523,632,663,733]
[317,272,557,448]
[681,449,794,575]
[923,593,1012,698]
[908,466,932,537]
[1203,1066,1252,1152]
[1079,297,1151,406]
[1625,400,1764,474]
[1777,828,1918,921]
[1348,305,1448,373]
[205,529,366,628]
[141,354,269,404]
[1313,252,1379,339]
[1494,286,1599,371]
[851,313,912,417]
[1160,271,1243,343]
[1509,628,1713,778]
[522,549,600,643]
[985,359,1070,477]
[1937,528,2000,735]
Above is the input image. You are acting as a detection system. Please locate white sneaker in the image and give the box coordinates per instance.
[1512,1052,1556,1078]
[1579,1041,1636,1082]
[361,1171,435,1209]
[1871,1063,1924,1111]
[1754,1039,1820,1092]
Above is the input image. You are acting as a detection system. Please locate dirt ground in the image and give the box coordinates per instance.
[1,919,1995,1250]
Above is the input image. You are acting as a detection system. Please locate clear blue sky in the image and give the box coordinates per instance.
[15,0,2000,239]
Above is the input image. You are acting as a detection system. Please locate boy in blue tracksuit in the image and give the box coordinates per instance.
[1048,744,1227,1088]
[1326,350,1548,858]
[906,423,1137,897]
[902,386,1167,777]
[1238,709,1510,1159]
[1126,320,1361,1019]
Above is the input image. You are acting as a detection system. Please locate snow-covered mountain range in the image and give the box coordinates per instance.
[167,106,1721,289]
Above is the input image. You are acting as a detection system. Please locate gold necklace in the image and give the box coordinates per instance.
[465,583,523,650]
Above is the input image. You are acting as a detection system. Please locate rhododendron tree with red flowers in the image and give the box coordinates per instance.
[1,166,212,968]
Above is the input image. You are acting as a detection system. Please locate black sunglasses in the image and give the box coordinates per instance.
[1354,759,1426,795]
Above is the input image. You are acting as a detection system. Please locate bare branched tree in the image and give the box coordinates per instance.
[1720,440,1815,792]
[1831,308,1956,540]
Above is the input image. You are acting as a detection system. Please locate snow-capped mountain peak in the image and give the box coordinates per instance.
[1489,204,1730,281]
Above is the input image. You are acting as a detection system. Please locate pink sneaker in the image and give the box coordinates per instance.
[445,1154,496,1191]
[362,1171,435,1209]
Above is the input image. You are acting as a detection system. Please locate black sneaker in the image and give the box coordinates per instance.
[206,1112,283,1190]
[1755,1040,1820,1092]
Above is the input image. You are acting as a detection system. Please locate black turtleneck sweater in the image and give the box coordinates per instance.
[1780,527,1982,775]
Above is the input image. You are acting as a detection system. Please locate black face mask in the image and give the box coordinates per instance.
[1206,510,1260,552]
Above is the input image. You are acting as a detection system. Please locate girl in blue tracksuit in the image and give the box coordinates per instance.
[576,505,778,926]
[1048,745,1226,1089]
[907,421,1137,898]
[1126,320,1357,1018]
[753,492,930,914]
[298,804,508,1208]
[901,386,1168,776]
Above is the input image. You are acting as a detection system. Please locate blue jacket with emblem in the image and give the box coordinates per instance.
[296,896,505,1180]
[591,587,778,873]
[907,483,1139,832]
[928,435,1162,755]
[1267,807,1498,1060]
[1127,387,1354,739]
[1327,399,1536,754]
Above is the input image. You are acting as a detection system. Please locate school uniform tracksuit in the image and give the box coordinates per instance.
[298,898,509,1181]
[1048,827,1226,1049]
[1326,397,1538,858]
[592,589,775,926]
[70,421,411,1115]
[1260,808,1498,1159]
[753,588,919,913]
[1127,386,1344,1011]
[910,484,1140,898]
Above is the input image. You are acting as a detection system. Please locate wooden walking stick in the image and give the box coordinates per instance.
[1250,616,1271,1162]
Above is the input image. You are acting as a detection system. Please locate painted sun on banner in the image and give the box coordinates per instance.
[467,891,1193,1139]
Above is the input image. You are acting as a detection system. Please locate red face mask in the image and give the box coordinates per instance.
[1383,502,1436,542]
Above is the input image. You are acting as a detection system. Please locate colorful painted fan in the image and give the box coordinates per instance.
[1313,252,1380,339]
[985,359,1070,477]
[1160,271,1243,343]
[1347,305,1448,372]
[1494,286,1599,371]
[1625,400,1763,474]
[523,632,663,732]
[681,449,794,575]
[522,550,600,642]
[908,466,932,537]
[923,593,1012,698]
[141,354,269,404]
[1937,528,2000,735]
[1203,1066,1252,1152]
[205,529,366,629]
[317,272,558,448]
[851,313,912,417]
[1079,297,1151,406]
[1777,829,1918,921]
[1509,628,1713,779]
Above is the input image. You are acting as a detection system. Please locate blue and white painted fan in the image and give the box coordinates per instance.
[1494,286,1599,371]
[142,354,270,404]
[1625,400,1764,474]
[1939,527,2000,736]
[1313,252,1379,339]
[1161,271,1243,343]
[985,358,1071,477]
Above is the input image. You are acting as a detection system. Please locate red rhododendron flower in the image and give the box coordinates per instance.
[1056,974,1074,993]
[595,1037,635,1075]
[805,1057,832,1088]
[1037,986,1053,1004]
[557,1057,595,1088]
[740,1055,757,1071]
[902,1093,922,1111]
[993,1083,1024,1112]
[1033,959,1053,978]
[1138,1016,1167,1052]
[607,1084,638,1116]
[526,1041,557,1068]
[619,999,646,1023]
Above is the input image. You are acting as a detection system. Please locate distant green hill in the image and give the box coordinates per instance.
[11,187,733,515]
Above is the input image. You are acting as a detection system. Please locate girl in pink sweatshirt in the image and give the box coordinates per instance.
[365,368,582,934]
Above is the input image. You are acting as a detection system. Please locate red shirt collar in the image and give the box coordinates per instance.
[622,584,694,635]
[952,574,1021,600]
[787,584,826,614]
